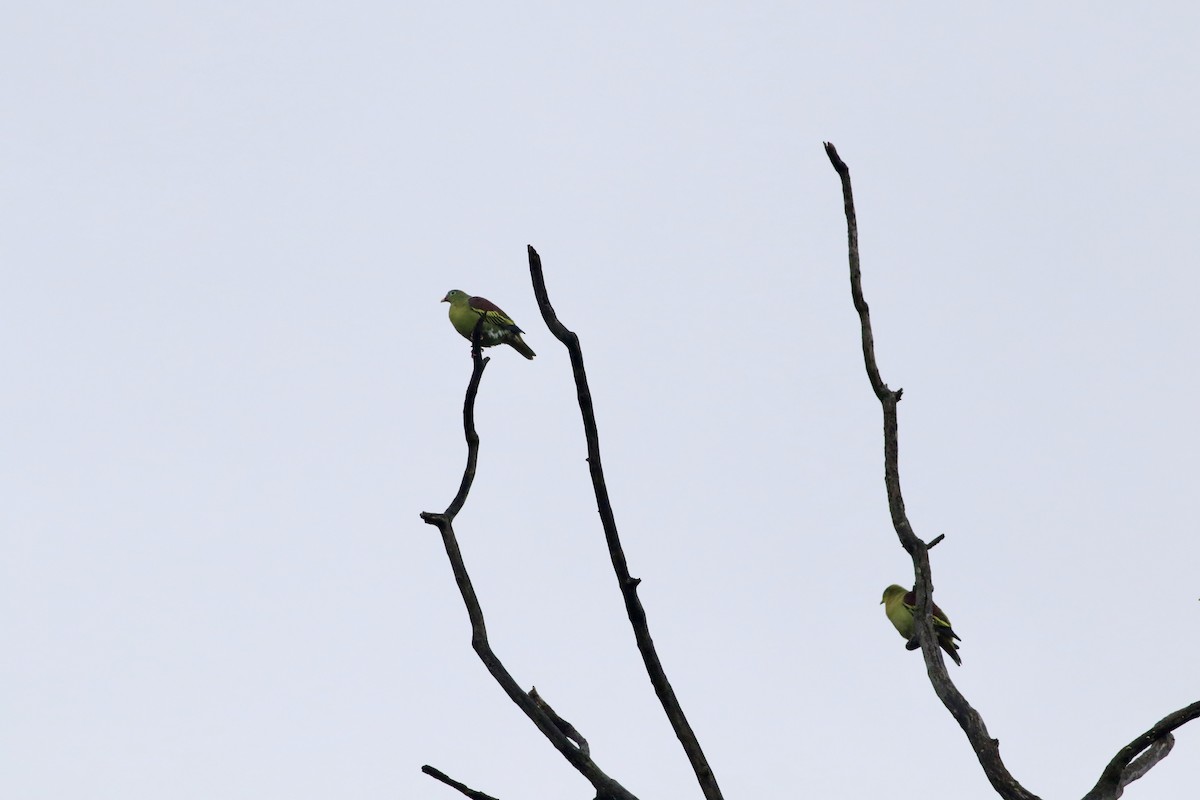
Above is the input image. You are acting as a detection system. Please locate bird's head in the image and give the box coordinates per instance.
[881,584,907,605]
[442,289,467,305]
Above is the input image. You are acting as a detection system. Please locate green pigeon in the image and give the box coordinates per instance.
[881,584,962,666]
[442,289,536,359]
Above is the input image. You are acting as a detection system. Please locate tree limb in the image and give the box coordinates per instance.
[422,765,501,800]
[1082,701,1200,800]
[421,319,638,800]
[825,141,1200,800]
[531,686,590,756]
[527,245,724,800]
[824,142,1040,800]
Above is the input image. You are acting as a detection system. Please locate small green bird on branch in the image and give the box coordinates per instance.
[881,584,963,666]
[442,289,536,359]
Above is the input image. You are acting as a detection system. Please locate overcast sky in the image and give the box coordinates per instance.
[4,3,1199,799]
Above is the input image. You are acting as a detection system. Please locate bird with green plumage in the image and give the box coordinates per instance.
[441,289,536,359]
[881,584,962,666]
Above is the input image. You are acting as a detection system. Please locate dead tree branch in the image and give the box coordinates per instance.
[825,141,1039,800]
[527,245,724,800]
[531,686,590,756]
[825,141,1199,800]
[420,320,638,800]
[421,765,501,800]
[1082,701,1200,800]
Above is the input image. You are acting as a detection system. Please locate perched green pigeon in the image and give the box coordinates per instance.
[442,289,536,359]
[881,584,962,666]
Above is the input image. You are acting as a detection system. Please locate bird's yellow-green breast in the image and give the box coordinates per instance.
[882,584,915,638]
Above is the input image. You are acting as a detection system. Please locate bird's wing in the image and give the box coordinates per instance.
[468,296,521,331]
[902,590,956,632]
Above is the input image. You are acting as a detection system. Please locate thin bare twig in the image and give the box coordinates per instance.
[421,765,501,800]
[527,245,724,800]
[421,319,637,800]
[825,141,1200,800]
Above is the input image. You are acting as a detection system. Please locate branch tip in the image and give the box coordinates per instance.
[823,141,848,173]
[421,765,500,800]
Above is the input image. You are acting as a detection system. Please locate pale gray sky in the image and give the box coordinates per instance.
[4,3,1199,799]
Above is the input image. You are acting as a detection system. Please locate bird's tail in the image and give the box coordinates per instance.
[940,637,963,666]
[507,335,536,360]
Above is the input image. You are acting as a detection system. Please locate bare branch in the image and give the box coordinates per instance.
[530,686,590,756]
[440,319,489,523]
[421,765,501,800]
[528,245,724,800]
[421,319,637,800]
[826,141,1200,799]
[1117,737,1173,791]
[825,142,1041,800]
[1083,701,1200,800]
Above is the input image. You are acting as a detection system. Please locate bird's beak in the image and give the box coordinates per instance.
[440,295,450,303]
[879,599,885,605]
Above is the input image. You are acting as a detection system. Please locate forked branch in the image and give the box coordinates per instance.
[528,245,724,800]
[824,141,1199,800]
[1082,701,1200,800]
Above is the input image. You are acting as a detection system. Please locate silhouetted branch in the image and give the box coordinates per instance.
[527,245,724,800]
[825,141,1039,800]
[441,319,488,522]
[826,141,1200,800]
[421,765,501,800]
[1083,701,1200,800]
[530,686,590,756]
[421,318,637,800]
